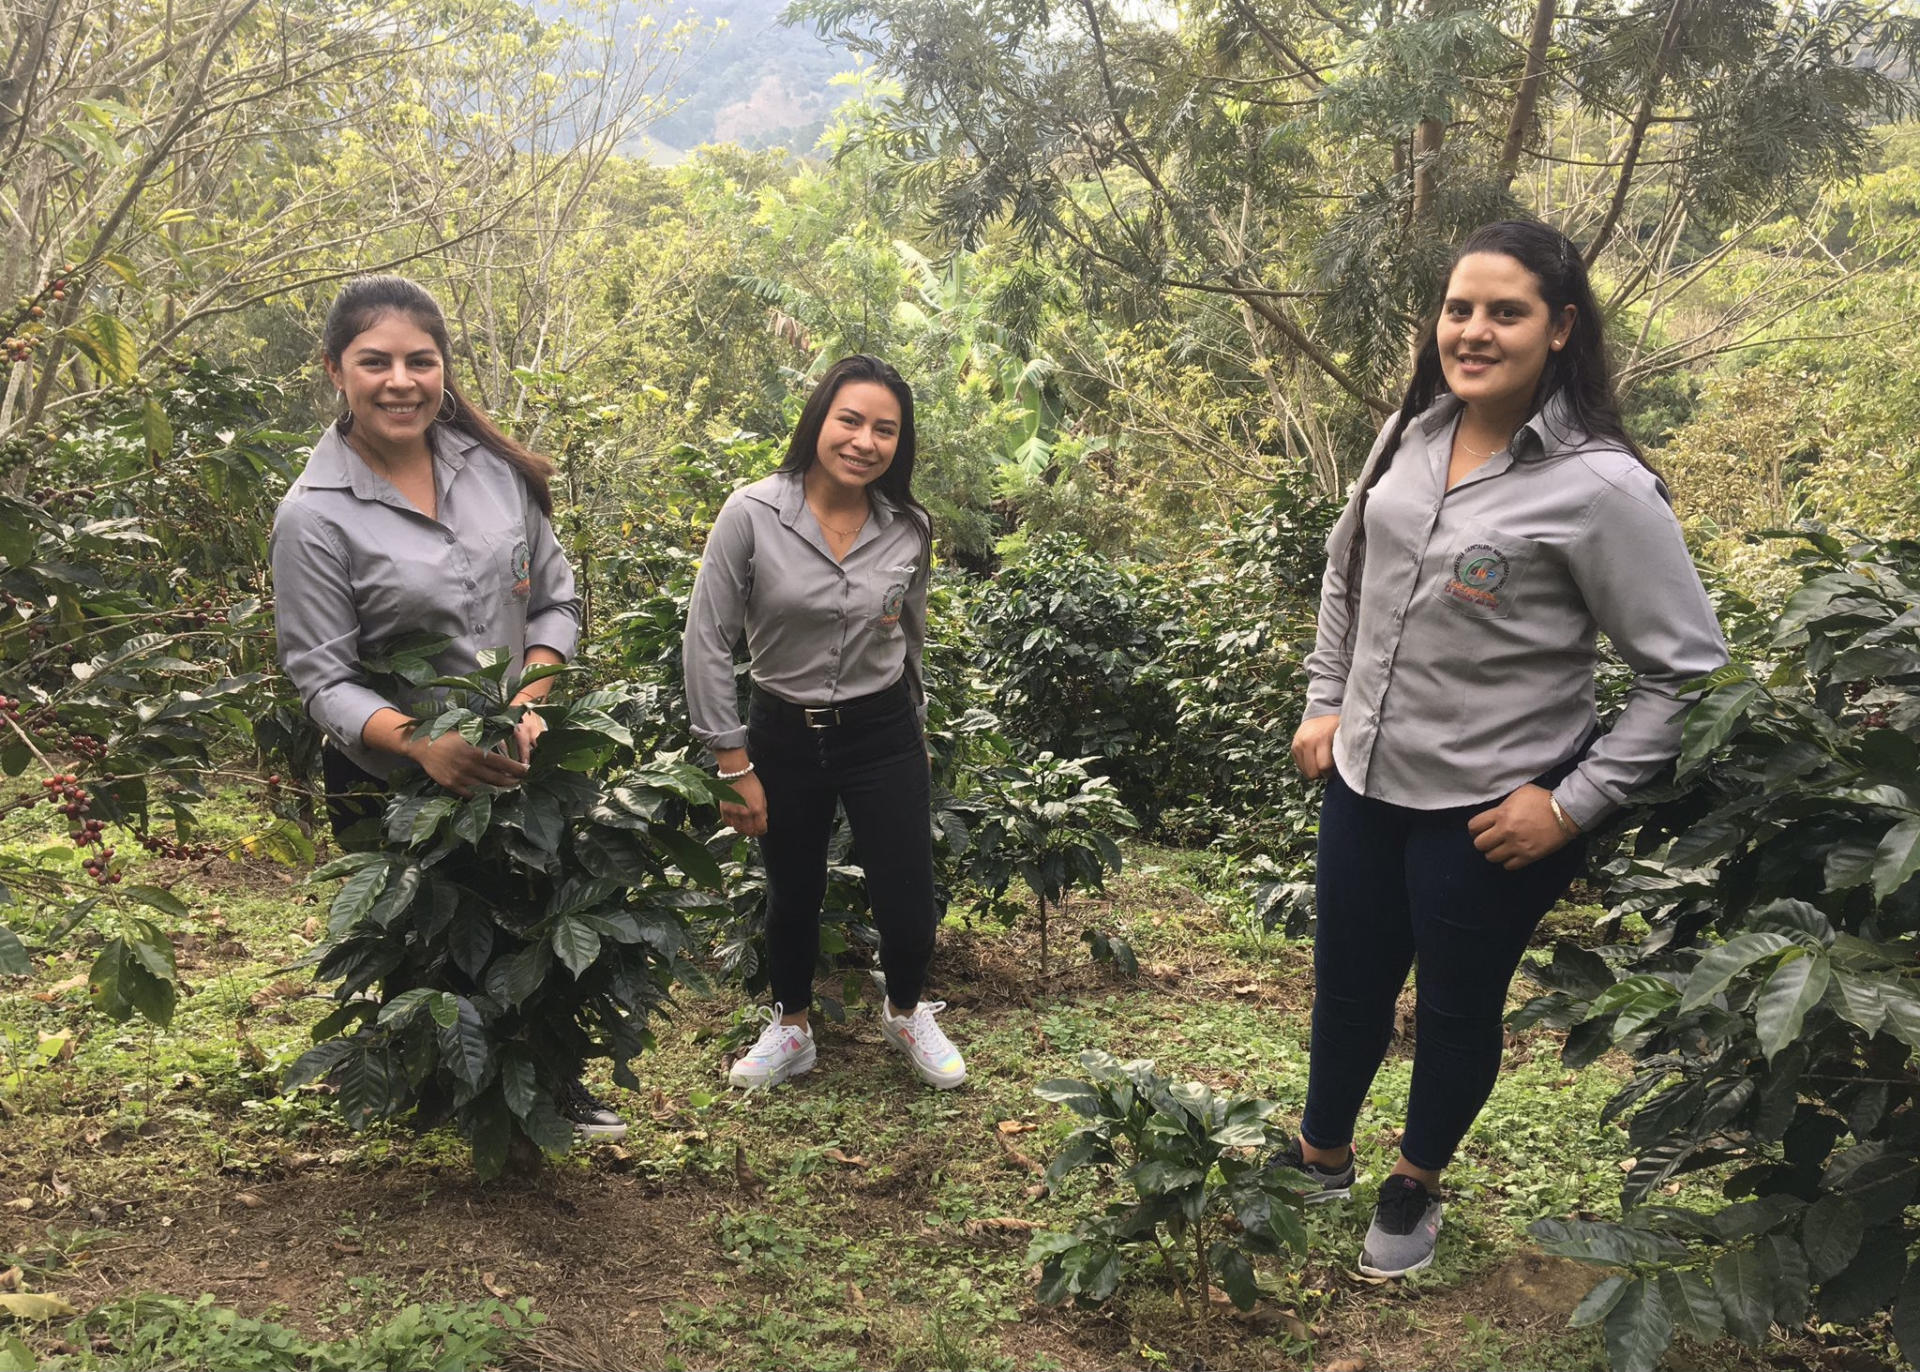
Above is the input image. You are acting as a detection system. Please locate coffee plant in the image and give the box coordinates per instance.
[0,363,306,1024]
[968,533,1178,823]
[963,751,1135,977]
[1029,1049,1308,1327]
[1513,533,1920,1370]
[288,649,733,1177]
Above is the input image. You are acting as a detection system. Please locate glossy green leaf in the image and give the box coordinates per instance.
[1680,932,1794,1011]
[1570,1274,1630,1328]
[1678,680,1759,774]
[551,916,602,977]
[1211,1243,1258,1310]
[438,997,490,1090]
[1802,1195,1864,1282]
[1755,950,1831,1060]
[1713,1247,1773,1345]
[1872,817,1920,901]
[1603,1276,1672,1372]
[1659,1269,1725,1344]
[339,1048,393,1131]
[0,924,26,976]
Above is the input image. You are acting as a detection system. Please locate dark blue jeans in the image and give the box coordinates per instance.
[1301,768,1586,1172]
[749,682,935,1014]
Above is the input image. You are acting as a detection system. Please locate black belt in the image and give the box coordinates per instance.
[753,678,908,730]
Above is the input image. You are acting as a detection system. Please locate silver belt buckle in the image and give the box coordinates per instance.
[804,706,840,728]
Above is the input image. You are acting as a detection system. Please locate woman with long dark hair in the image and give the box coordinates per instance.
[1277,221,1726,1275]
[684,355,964,1091]
[271,276,624,1138]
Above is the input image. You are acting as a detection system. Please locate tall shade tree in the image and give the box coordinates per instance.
[798,0,1920,485]
[0,0,693,437]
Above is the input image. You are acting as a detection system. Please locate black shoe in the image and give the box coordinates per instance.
[557,1077,628,1140]
[1262,1138,1355,1203]
[1358,1174,1444,1277]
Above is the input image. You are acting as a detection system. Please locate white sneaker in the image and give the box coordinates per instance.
[880,998,967,1089]
[727,1005,817,1090]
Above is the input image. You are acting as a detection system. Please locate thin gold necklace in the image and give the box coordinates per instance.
[812,505,868,537]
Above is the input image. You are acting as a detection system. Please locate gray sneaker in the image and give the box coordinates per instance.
[1358,1175,1444,1277]
[1262,1139,1355,1204]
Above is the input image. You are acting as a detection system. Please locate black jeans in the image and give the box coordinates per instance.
[322,746,388,849]
[749,680,936,1014]
[1301,765,1587,1172]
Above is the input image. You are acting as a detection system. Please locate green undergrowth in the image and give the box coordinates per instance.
[0,812,1780,1370]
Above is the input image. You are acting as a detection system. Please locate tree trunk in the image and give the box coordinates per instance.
[1411,117,1443,221]
[1497,0,1557,190]
[1038,894,1049,976]
[1584,0,1689,266]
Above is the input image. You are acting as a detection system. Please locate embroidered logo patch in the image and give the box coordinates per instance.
[1443,543,1510,609]
[878,582,907,629]
[510,539,532,598]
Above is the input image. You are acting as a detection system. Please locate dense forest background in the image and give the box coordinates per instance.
[5,0,1920,1367]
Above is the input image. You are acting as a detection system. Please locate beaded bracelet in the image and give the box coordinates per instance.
[717,761,756,781]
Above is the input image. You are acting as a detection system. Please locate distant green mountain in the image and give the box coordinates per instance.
[645,0,858,156]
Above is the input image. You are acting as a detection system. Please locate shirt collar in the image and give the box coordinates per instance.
[298,424,479,504]
[763,467,897,529]
[1415,390,1580,463]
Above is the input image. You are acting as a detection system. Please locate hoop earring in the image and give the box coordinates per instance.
[436,390,458,424]
[337,406,354,435]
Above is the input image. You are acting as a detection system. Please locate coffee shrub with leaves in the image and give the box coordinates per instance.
[962,751,1136,977]
[1513,534,1920,1371]
[289,649,732,1178]
[1028,1050,1308,1327]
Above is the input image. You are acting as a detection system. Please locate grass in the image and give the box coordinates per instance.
[0,805,1837,1371]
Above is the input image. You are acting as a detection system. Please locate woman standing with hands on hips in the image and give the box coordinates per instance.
[1275,221,1726,1277]
[684,355,965,1091]
[271,276,627,1140]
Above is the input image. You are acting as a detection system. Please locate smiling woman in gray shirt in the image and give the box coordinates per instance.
[1271,222,1727,1280]
[684,355,966,1094]
[270,276,622,1141]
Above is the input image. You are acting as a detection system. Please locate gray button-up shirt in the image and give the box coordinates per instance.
[271,424,581,777]
[684,470,929,752]
[1303,394,1727,829]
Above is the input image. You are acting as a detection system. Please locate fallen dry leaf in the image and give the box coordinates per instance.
[994,1130,1044,1177]
[1322,1359,1370,1372]
[823,1148,868,1169]
[1232,983,1260,996]
[995,1120,1035,1135]
[964,1217,1039,1237]
[37,1032,74,1064]
[46,1173,71,1199]
[300,916,321,940]
[846,1282,866,1307]
[3,1198,32,1214]
[328,1239,361,1255]
[234,1192,265,1209]
[0,1293,77,1320]
[481,1272,512,1299]
[0,1267,19,1291]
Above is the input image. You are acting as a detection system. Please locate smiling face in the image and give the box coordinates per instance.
[324,311,444,455]
[1437,252,1576,421]
[810,379,902,496]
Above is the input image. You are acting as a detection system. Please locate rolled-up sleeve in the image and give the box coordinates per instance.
[270,501,399,753]
[1553,478,1728,829]
[524,506,581,660]
[683,494,755,751]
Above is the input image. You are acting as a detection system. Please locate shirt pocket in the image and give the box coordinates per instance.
[1430,522,1541,622]
[870,561,917,638]
[482,523,533,603]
